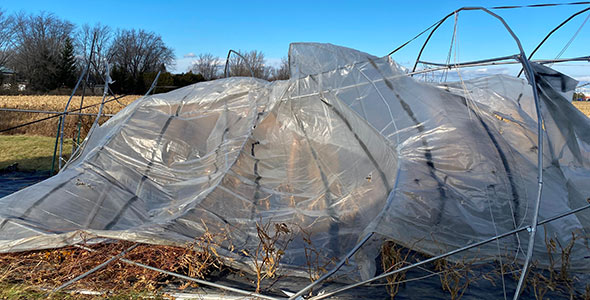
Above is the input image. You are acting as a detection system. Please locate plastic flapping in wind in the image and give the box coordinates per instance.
[0,43,589,282]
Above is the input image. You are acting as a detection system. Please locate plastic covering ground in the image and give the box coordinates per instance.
[0,43,588,288]
[0,171,47,198]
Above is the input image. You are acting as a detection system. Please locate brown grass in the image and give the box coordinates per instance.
[0,95,141,138]
[573,101,590,117]
[0,237,225,296]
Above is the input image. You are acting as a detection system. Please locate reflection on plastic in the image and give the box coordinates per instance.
[0,43,589,280]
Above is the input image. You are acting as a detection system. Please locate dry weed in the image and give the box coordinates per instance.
[241,220,294,293]
[0,237,225,294]
[526,230,582,299]
[434,257,478,300]
[300,227,336,284]
[381,241,414,299]
[377,233,588,300]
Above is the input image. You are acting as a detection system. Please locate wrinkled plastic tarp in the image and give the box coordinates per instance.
[0,43,589,278]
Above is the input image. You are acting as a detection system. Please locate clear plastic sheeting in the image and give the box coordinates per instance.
[0,43,589,282]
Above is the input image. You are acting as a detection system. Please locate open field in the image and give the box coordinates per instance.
[574,101,590,116]
[0,95,141,138]
[0,135,72,171]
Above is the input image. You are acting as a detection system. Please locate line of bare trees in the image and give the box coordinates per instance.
[191,51,289,81]
[0,10,176,94]
[0,9,290,95]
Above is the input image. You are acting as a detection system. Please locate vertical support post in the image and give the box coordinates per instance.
[64,64,114,169]
[50,116,63,176]
[387,7,544,299]
[57,68,88,171]
[74,32,97,153]
[88,64,112,131]
[512,55,543,300]
[144,71,161,96]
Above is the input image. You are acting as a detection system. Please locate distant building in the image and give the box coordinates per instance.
[0,66,15,77]
[0,66,26,91]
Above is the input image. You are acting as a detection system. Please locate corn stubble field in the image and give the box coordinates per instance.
[1,95,590,138]
[0,95,141,138]
[575,101,590,116]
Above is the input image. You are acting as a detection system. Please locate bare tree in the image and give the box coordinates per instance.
[76,23,112,82]
[228,50,271,80]
[0,10,14,69]
[108,29,174,83]
[270,57,289,81]
[10,12,74,91]
[190,53,219,80]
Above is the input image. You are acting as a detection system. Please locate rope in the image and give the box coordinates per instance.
[442,12,459,83]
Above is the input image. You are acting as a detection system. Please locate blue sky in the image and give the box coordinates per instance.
[1,0,589,81]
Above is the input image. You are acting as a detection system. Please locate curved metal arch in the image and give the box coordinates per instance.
[290,7,546,300]
[410,7,532,75]
[327,7,543,300]
[223,49,255,78]
[408,7,545,300]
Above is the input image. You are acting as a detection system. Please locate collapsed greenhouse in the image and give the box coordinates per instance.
[1,7,590,300]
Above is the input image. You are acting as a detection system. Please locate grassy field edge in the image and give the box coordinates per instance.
[0,135,72,171]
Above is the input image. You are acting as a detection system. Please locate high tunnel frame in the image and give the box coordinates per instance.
[1,4,589,300]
